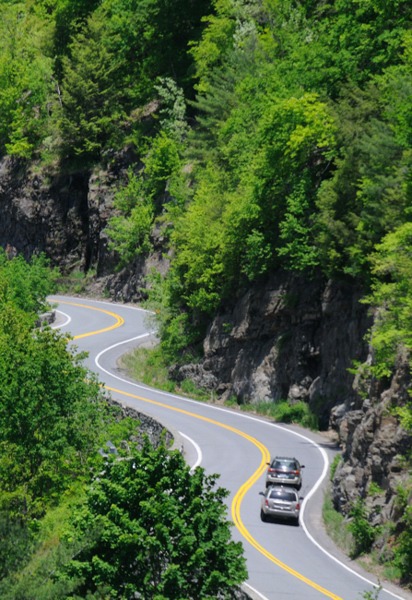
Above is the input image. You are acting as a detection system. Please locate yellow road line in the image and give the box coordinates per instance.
[59,300,125,338]
[106,385,342,600]
[60,300,342,599]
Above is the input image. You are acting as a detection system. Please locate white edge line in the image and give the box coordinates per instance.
[178,432,202,473]
[52,309,71,329]
[57,303,406,600]
[242,582,270,600]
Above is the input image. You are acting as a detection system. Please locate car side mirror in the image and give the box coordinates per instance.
[266,462,270,466]
[301,465,305,468]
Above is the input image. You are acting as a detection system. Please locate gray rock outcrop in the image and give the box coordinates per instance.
[331,351,411,527]
[173,272,371,429]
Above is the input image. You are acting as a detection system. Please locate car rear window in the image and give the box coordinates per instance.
[272,460,297,469]
[269,490,297,501]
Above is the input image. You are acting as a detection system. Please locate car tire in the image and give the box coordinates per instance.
[260,509,268,522]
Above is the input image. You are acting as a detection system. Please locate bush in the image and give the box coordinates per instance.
[272,400,318,429]
[348,499,378,557]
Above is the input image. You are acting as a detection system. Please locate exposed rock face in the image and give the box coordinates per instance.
[0,156,91,269]
[0,153,169,303]
[174,272,371,429]
[331,352,411,528]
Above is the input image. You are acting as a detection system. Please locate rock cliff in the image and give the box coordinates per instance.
[1,156,411,564]
[173,271,372,429]
[0,154,167,302]
[331,350,411,548]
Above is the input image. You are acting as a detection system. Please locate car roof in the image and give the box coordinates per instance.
[266,485,298,495]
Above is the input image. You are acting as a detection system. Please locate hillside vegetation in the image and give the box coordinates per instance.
[0,0,410,375]
[0,252,247,597]
[0,0,411,590]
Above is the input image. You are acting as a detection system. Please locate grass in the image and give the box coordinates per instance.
[56,267,98,295]
[119,346,212,400]
[235,399,319,429]
[322,492,354,555]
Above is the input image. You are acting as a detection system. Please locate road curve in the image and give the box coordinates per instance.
[49,295,411,600]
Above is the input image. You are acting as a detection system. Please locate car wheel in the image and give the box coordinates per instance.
[294,517,299,526]
[260,509,268,522]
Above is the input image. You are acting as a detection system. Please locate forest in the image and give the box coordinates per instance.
[0,0,410,375]
[0,0,411,595]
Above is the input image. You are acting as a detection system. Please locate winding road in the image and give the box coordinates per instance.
[50,295,411,600]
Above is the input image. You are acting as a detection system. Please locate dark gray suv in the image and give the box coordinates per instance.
[265,456,304,489]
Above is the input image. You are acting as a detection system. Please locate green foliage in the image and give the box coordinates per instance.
[360,584,382,600]
[330,454,342,481]
[107,175,155,269]
[362,223,412,378]
[0,251,58,315]
[271,400,318,429]
[0,307,106,513]
[58,11,124,161]
[0,2,54,158]
[154,77,188,142]
[368,482,384,496]
[61,440,247,599]
[231,398,318,429]
[322,492,353,556]
[57,0,212,161]
[107,132,182,268]
[392,484,412,580]
[348,499,378,557]
[144,132,182,205]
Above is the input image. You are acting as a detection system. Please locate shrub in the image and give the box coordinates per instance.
[348,499,378,557]
[273,400,318,429]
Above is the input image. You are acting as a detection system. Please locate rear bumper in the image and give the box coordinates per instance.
[263,507,299,520]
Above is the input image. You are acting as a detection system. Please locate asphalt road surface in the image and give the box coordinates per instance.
[49,295,412,600]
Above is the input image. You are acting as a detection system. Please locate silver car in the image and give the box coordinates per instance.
[265,456,304,489]
[260,485,301,524]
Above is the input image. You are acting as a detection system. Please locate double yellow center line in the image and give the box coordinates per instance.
[61,300,341,600]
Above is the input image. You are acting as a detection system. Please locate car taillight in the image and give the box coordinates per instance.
[293,470,299,475]
[265,499,269,507]
[296,503,300,510]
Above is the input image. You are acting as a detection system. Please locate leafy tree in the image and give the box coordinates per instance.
[0,303,106,511]
[62,440,247,599]
[315,77,411,277]
[52,0,101,73]
[0,2,54,158]
[107,132,182,267]
[107,196,155,270]
[362,223,412,378]
[0,250,59,315]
